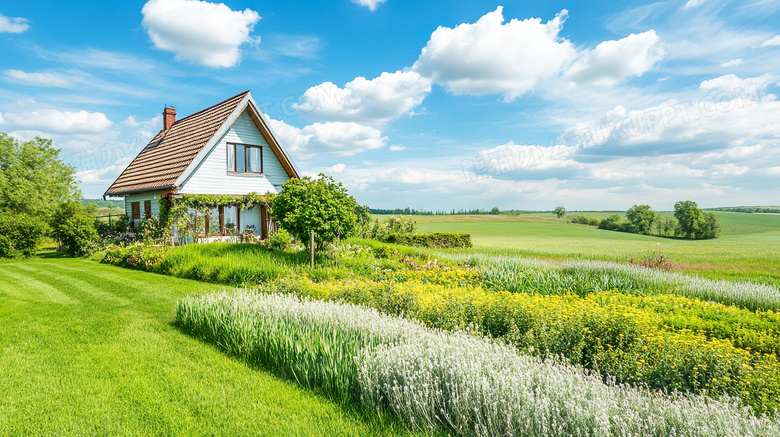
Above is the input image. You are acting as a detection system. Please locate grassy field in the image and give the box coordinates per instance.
[0,252,418,437]
[375,212,780,286]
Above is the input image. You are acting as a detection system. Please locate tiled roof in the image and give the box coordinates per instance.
[104,91,249,196]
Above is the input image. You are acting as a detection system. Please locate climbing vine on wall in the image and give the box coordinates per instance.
[167,192,275,243]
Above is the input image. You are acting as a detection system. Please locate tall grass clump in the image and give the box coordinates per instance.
[176,290,779,437]
[561,260,780,311]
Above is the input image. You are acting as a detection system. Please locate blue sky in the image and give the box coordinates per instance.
[1,0,778,210]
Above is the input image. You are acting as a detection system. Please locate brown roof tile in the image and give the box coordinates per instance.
[104,91,249,196]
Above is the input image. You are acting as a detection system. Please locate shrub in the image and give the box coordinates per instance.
[102,244,166,270]
[356,215,417,241]
[0,213,47,258]
[386,232,472,248]
[50,201,98,257]
[264,229,291,250]
[598,214,623,230]
[569,215,599,226]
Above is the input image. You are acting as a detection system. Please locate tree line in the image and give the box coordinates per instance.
[567,201,720,239]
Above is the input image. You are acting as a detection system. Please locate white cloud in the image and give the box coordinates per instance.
[351,0,386,11]
[0,109,112,134]
[412,7,577,101]
[720,58,742,67]
[121,116,141,127]
[565,31,663,87]
[683,0,706,8]
[0,13,29,33]
[141,0,260,67]
[328,163,346,174]
[267,117,386,158]
[699,73,774,92]
[294,70,431,125]
[760,35,780,47]
[557,75,779,160]
[389,145,406,152]
[4,69,71,87]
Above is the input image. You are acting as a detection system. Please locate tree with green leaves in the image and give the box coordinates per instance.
[271,174,358,250]
[553,206,566,218]
[674,200,704,238]
[490,207,500,215]
[0,133,80,219]
[626,204,657,235]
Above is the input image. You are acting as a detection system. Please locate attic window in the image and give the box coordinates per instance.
[227,143,262,174]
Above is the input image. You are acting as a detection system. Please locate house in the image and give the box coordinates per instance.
[104,91,300,242]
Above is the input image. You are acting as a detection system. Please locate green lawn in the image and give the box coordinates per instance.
[0,252,417,437]
[374,212,780,287]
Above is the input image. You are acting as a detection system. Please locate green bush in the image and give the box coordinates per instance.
[264,229,292,250]
[386,232,472,248]
[50,201,98,257]
[0,213,47,258]
[569,215,600,226]
[102,244,167,270]
[598,214,623,231]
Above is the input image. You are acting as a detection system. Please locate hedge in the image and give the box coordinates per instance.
[386,232,472,248]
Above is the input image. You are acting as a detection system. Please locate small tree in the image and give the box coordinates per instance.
[271,174,358,250]
[553,206,566,219]
[626,204,657,235]
[674,200,703,238]
[50,201,98,256]
[490,207,500,215]
[698,212,720,239]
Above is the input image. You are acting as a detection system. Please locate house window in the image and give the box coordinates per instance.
[227,143,262,174]
[144,200,152,219]
[130,202,140,219]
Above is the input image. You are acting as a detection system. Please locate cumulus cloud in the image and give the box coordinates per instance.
[141,0,260,67]
[565,31,663,87]
[761,35,780,47]
[4,69,71,87]
[0,13,29,33]
[412,7,576,101]
[294,70,431,125]
[0,109,112,133]
[351,0,386,11]
[556,75,778,159]
[267,118,386,158]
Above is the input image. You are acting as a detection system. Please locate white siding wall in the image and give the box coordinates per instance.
[124,190,165,222]
[178,111,291,195]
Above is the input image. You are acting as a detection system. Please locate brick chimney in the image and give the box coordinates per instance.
[163,107,176,131]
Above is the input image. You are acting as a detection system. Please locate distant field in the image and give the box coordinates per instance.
[374,212,780,286]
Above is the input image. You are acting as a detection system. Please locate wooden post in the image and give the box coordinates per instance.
[260,205,269,240]
[108,214,112,227]
[205,211,210,238]
[237,206,242,241]
[218,205,225,236]
[310,230,314,269]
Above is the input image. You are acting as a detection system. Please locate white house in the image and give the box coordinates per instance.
[104,91,300,241]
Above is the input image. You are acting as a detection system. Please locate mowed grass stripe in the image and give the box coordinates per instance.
[9,263,131,307]
[0,256,418,437]
[0,263,78,305]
